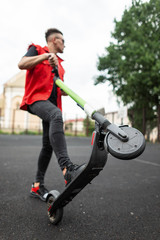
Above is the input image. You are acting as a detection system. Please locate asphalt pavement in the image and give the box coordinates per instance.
[0,135,160,240]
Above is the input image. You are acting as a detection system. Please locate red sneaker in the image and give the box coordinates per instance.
[30,183,48,202]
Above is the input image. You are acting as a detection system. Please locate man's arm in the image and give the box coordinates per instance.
[18,53,58,70]
[18,54,49,70]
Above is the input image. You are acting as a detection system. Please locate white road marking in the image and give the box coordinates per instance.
[134,158,160,167]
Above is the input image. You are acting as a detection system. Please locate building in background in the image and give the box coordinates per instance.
[0,71,41,133]
[105,107,130,126]
[64,118,85,135]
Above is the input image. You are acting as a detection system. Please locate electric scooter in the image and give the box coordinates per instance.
[46,67,145,225]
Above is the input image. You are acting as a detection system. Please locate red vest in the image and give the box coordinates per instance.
[20,44,65,111]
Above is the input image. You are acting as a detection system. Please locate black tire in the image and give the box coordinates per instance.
[105,126,145,160]
[47,191,63,225]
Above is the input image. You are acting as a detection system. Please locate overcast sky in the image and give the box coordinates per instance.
[0,0,147,120]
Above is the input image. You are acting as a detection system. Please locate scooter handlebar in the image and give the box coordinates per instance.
[52,66,59,77]
[92,111,129,142]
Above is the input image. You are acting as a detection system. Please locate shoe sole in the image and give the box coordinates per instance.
[30,191,47,202]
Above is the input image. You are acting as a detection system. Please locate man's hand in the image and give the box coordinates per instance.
[48,53,58,68]
[61,90,68,96]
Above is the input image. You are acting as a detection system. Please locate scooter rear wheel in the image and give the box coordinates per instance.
[47,190,63,225]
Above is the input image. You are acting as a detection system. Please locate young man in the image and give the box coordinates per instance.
[18,28,85,201]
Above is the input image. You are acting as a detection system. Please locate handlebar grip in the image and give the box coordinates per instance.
[52,66,59,77]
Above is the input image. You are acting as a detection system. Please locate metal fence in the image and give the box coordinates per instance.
[0,108,87,136]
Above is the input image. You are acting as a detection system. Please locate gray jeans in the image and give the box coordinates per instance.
[28,100,72,184]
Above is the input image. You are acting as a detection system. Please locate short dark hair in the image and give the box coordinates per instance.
[45,28,63,42]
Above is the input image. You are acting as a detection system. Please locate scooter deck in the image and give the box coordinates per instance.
[48,131,108,215]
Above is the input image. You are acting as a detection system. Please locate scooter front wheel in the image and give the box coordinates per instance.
[47,190,63,225]
[104,126,145,160]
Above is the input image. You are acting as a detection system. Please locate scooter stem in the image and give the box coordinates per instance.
[52,67,128,142]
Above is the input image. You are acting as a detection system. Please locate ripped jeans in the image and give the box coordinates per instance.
[28,100,72,184]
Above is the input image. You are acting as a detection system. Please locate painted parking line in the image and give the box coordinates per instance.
[134,158,160,167]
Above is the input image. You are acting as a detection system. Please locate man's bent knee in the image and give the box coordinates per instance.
[50,109,63,123]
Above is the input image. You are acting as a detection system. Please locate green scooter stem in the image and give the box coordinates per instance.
[55,78,128,141]
[56,78,98,118]
[56,79,86,110]
[52,66,128,141]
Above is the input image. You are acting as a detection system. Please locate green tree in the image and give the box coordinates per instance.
[96,0,160,141]
[83,116,95,136]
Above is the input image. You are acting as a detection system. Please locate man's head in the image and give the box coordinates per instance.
[45,28,65,54]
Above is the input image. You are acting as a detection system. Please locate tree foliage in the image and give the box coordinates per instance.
[83,117,95,136]
[96,0,160,140]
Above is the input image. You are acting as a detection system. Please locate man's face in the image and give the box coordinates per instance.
[54,33,65,53]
